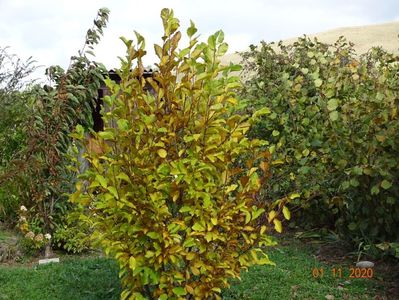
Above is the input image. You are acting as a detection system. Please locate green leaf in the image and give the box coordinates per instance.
[370,185,380,195]
[348,223,357,231]
[172,287,187,296]
[157,127,168,133]
[75,124,84,138]
[183,237,196,248]
[203,194,212,208]
[329,110,338,121]
[245,210,251,224]
[179,206,192,213]
[187,20,197,38]
[302,149,310,157]
[116,172,131,184]
[381,180,392,190]
[107,186,118,198]
[98,131,114,140]
[252,208,265,220]
[147,232,161,239]
[95,174,107,188]
[207,34,216,50]
[129,256,137,271]
[132,293,146,300]
[179,47,190,58]
[216,30,224,43]
[192,222,205,232]
[117,119,129,131]
[253,107,271,118]
[314,78,323,87]
[350,178,359,187]
[196,72,209,81]
[217,43,229,56]
[157,164,170,176]
[327,99,338,111]
[229,63,242,72]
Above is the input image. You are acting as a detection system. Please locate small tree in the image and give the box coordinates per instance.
[71,8,287,300]
[0,8,110,253]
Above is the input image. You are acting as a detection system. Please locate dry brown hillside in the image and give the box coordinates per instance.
[221,21,399,66]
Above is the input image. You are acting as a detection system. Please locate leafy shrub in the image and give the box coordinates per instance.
[241,37,399,245]
[70,8,286,300]
[0,47,37,224]
[53,207,93,253]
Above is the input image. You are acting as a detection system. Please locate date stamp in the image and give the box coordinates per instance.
[312,267,374,279]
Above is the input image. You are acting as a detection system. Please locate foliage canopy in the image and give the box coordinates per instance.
[70,8,286,300]
[241,37,399,245]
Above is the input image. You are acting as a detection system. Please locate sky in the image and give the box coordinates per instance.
[1,0,399,82]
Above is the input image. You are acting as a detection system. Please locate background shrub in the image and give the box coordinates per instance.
[241,37,399,246]
[0,47,36,225]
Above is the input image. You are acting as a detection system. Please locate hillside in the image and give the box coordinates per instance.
[221,21,399,66]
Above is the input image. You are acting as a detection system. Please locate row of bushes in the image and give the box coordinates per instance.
[241,37,399,245]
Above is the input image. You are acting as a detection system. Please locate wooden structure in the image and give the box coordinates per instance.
[91,69,154,132]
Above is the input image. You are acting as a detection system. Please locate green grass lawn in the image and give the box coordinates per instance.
[0,240,385,300]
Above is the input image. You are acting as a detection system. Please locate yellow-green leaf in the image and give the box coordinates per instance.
[172,287,187,296]
[282,206,291,220]
[98,131,114,140]
[244,210,251,224]
[273,219,282,233]
[268,210,276,222]
[116,172,131,184]
[107,186,118,198]
[327,99,338,111]
[95,174,107,188]
[129,256,137,271]
[192,222,205,232]
[329,110,339,121]
[252,208,265,220]
[289,193,300,200]
[157,149,167,158]
[314,78,323,87]
[117,119,129,131]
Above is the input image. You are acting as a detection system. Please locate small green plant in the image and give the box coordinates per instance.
[70,8,288,300]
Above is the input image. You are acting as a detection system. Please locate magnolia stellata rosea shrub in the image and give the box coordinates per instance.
[70,8,289,300]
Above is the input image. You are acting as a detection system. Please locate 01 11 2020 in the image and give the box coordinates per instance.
[311,267,374,278]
